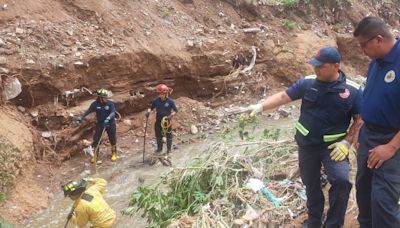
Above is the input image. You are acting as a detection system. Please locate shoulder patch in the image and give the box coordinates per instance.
[81,193,93,202]
[304,75,317,80]
[346,79,361,89]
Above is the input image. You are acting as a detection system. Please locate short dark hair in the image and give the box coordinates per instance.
[353,16,392,39]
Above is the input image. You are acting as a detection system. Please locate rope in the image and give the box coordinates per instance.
[161,116,172,136]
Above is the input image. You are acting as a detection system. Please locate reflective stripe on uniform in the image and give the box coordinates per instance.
[346,79,361,89]
[295,122,309,136]
[305,75,317,80]
[323,133,347,142]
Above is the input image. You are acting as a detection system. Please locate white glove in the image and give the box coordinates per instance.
[246,103,263,116]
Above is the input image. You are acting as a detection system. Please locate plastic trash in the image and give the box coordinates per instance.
[2,76,22,100]
[247,178,281,208]
[83,145,94,157]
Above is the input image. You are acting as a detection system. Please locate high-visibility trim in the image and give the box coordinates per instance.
[295,122,309,136]
[323,133,347,142]
[346,79,361,89]
[305,75,317,80]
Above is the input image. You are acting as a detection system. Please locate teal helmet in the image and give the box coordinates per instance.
[94,88,113,98]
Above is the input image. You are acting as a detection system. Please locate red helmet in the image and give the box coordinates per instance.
[156,84,169,94]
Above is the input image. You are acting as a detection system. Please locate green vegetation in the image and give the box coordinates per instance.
[0,137,20,194]
[158,6,174,19]
[0,215,14,228]
[0,191,5,202]
[282,18,298,30]
[124,115,303,227]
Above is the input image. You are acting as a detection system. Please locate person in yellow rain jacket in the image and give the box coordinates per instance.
[62,178,116,228]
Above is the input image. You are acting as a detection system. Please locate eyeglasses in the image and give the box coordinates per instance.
[358,36,377,49]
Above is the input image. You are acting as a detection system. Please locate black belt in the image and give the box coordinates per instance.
[364,122,399,134]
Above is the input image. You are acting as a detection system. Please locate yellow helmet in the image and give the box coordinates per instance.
[94,88,113,98]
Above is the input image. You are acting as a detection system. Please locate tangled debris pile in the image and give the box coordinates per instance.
[0,137,20,194]
[124,116,307,227]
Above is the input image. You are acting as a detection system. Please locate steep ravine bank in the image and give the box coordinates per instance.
[1,0,400,226]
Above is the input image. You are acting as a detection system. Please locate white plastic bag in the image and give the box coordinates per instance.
[2,76,22,100]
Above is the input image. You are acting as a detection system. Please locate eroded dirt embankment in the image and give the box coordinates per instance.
[1,0,400,226]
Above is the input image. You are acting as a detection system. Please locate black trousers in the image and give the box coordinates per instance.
[154,118,172,153]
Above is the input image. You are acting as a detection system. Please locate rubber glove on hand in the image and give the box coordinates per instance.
[103,118,110,126]
[328,140,350,162]
[246,103,263,116]
[166,114,172,120]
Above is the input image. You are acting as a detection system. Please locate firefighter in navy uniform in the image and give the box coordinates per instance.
[354,16,400,228]
[76,89,117,162]
[245,47,363,228]
[146,84,178,155]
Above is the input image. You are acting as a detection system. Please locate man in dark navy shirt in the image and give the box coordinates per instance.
[146,84,178,155]
[354,16,400,228]
[77,88,117,162]
[245,47,363,228]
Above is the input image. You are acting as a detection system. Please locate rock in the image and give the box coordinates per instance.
[2,4,7,10]
[0,56,6,65]
[82,139,91,147]
[29,110,39,117]
[0,38,5,47]
[190,125,198,135]
[243,28,261,33]
[41,131,52,138]
[277,107,290,117]
[74,61,87,68]
[16,28,24,34]
[123,119,132,126]
[66,29,74,36]
[0,67,9,73]
[187,39,194,47]
[272,113,280,120]
[26,59,35,64]
[17,106,25,112]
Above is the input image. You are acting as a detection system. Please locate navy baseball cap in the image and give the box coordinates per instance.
[307,47,341,66]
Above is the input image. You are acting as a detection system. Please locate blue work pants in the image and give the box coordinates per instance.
[299,145,352,228]
[356,125,400,228]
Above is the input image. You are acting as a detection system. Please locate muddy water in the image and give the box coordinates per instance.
[25,112,298,228]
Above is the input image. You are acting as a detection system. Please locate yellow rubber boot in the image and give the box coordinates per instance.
[111,145,117,162]
[90,155,97,163]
